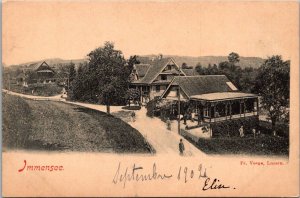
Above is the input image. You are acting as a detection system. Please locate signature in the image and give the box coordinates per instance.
[202,178,232,191]
[112,162,234,190]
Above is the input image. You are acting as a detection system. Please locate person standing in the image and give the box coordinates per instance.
[131,111,136,122]
[252,128,256,138]
[239,126,244,137]
[179,139,185,156]
[166,118,171,131]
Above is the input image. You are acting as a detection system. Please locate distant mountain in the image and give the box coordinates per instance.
[138,55,265,69]
[7,58,88,71]
[7,55,265,71]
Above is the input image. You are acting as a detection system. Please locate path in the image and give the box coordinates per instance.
[130,107,206,156]
[3,89,206,156]
[2,89,65,101]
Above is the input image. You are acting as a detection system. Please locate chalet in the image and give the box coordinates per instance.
[130,57,186,103]
[161,75,259,127]
[27,61,56,83]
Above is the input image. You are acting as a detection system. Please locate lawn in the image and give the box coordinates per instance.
[2,93,154,153]
[186,135,289,156]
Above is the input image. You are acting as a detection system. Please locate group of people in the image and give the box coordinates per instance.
[239,126,260,138]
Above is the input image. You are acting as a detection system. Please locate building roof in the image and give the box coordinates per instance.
[161,75,258,101]
[36,61,54,72]
[16,72,26,79]
[132,58,176,84]
[170,75,237,97]
[191,92,257,101]
[161,69,181,74]
[26,61,55,73]
[134,64,151,78]
[181,69,198,76]
[151,80,172,85]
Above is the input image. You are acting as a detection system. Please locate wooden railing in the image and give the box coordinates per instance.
[203,112,258,123]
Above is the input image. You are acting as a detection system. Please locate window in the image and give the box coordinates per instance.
[155,85,160,92]
[203,107,209,117]
[161,75,167,80]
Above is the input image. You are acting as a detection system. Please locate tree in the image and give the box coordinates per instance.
[195,63,204,74]
[68,62,76,90]
[182,62,193,69]
[69,62,89,101]
[125,88,140,106]
[128,55,140,69]
[87,41,127,114]
[228,52,240,65]
[127,55,140,82]
[254,55,290,133]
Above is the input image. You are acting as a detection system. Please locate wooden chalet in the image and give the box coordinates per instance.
[130,57,186,103]
[161,75,259,125]
[28,61,56,83]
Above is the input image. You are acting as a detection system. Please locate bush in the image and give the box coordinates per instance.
[210,116,259,137]
[145,98,177,121]
[259,120,289,138]
[146,98,160,118]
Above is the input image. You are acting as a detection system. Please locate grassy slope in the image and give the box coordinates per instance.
[2,93,152,153]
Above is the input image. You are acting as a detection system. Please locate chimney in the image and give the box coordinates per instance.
[158,54,163,60]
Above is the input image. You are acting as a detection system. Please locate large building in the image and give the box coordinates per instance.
[131,57,259,138]
[161,75,259,125]
[130,57,186,103]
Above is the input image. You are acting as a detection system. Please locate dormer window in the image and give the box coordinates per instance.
[161,75,167,80]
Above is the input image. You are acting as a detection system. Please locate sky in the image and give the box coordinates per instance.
[2,1,299,66]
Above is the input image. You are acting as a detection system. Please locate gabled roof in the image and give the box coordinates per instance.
[161,75,239,99]
[181,69,198,76]
[132,58,176,84]
[36,61,54,72]
[25,61,55,73]
[134,64,151,78]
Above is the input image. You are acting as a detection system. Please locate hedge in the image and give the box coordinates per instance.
[211,116,259,137]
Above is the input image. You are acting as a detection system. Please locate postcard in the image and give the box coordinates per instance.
[2,1,299,197]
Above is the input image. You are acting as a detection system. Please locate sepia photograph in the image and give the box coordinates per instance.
[2,1,299,197]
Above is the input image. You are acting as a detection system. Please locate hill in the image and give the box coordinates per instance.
[2,93,153,153]
[6,55,265,71]
[138,55,265,69]
[7,58,88,71]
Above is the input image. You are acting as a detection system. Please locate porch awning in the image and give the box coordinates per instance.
[190,92,257,101]
[165,96,189,101]
[37,70,54,73]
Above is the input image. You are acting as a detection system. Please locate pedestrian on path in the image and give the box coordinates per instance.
[166,118,171,131]
[131,111,136,122]
[179,139,185,156]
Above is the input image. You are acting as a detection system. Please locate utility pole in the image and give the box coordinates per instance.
[8,73,11,91]
[177,77,181,135]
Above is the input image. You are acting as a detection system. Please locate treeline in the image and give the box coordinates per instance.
[194,52,258,93]
[193,53,290,131]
